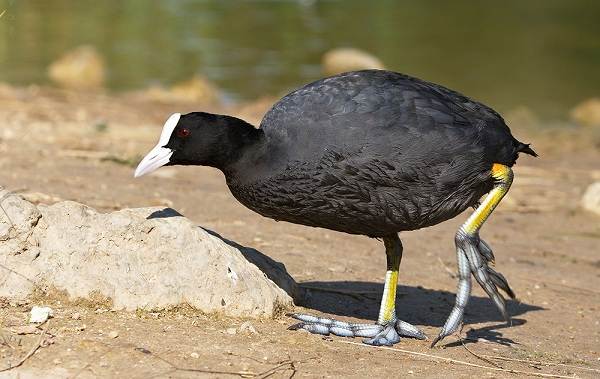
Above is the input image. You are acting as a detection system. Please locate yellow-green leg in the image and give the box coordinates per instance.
[377,235,402,324]
[432,163,517,347]
[288,233,425,346]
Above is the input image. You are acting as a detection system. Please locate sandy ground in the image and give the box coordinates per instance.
[0,84,599,378]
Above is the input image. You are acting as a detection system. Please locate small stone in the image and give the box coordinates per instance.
[239,321,258,335]
[408,370,414,374]
[13,325,39,335]
[71,312,81,320]
[226,328,237,335]
[53,358,62,365]
[29,306,54,323]
[190,352,200,359]
[108,331,119,339]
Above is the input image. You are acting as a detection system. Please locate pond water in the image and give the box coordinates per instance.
[1,0,599,120]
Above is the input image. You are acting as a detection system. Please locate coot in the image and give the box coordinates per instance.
[135,70,536,347]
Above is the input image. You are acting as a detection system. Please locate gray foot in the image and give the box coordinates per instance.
[431,234,516,347]
[287,313,426,346]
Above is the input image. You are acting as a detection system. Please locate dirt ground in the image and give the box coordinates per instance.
[0,84,599,378]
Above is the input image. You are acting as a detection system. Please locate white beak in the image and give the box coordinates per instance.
[134,113,181,178]
[134,145,173,178]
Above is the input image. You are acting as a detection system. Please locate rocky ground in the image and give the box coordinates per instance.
[0,83,599,378]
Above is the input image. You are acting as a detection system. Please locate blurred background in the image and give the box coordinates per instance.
[1,0,600,122]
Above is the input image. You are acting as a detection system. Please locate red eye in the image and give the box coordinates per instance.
[177,128,191,138]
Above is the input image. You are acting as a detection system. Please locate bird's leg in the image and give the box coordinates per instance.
[288,234,426,346]
[432,163,516,347]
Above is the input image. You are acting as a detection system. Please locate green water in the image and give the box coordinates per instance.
[1,0,599,120]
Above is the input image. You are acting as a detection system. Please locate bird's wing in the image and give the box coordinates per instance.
[261,70,516,166]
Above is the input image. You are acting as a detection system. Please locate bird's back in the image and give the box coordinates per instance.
[260,70,520,167]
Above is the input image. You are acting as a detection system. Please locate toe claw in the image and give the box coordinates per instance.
[478,239,495,263]
[287,322,304,331]
[488,268,516,299]
[363,324,400,346]
[396,320,427,340]
[430,333,445,348]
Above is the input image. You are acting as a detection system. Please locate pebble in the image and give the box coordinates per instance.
[29,306,54,323]
[13,325,39,335]
[108,331,119,339]
[190,352,200,359]
[239,321,258,335]
[226,328,237,335]
[71,312,81,320]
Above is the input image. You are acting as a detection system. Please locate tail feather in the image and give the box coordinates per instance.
[516,142,538,157]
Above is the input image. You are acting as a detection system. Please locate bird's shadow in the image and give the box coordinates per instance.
[147,208,183,219]
[298,280,542,346]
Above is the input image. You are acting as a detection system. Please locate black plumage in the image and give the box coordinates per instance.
[172,70,533,237]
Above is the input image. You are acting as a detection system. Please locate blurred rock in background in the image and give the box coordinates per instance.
[48,45,106,90]
[129,75,221,104]
[322,48,385,76]
[570,98,600,128]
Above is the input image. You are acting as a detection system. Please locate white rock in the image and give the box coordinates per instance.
[582,182,600,216]
[29,306,54,323]
[0,189,297,317]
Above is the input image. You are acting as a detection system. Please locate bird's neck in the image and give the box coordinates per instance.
[216,117,267,178]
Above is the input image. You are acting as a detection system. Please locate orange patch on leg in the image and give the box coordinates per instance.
[491,163,510,179]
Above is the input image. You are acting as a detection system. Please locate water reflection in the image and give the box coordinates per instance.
[0,0,599,119]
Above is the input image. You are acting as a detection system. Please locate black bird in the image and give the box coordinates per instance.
[135,70,536,347]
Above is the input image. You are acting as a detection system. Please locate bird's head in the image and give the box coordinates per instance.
[134,112,258,177]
